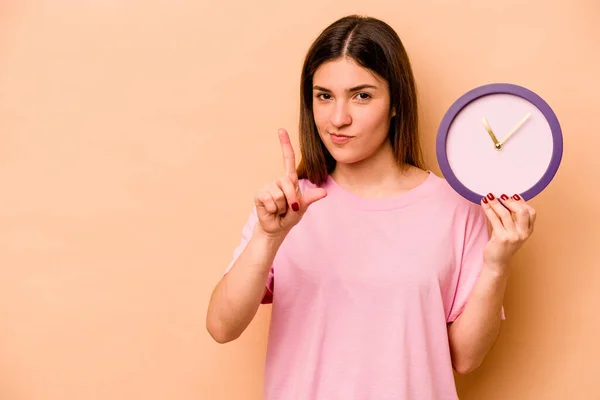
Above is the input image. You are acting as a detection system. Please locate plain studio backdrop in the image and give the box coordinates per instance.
[0,1,598,399]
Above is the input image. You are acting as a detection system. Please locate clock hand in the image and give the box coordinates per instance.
[482,118,501,149]
[498,113,531,147]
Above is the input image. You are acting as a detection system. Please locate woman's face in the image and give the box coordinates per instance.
[312,57,396,166]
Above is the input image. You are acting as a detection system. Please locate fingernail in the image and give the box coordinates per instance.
[512,194,521,201]
[482,197,488,204]
[501,194,510,200]
[487,193,495,201]
[291,202,299,212]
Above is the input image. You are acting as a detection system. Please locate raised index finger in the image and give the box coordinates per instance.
[278,128,297,178]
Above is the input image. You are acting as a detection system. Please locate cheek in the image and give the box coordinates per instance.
[356,107,390,131]
[312,103,391,134]
[312,106,329,134]
[312,105,327,124]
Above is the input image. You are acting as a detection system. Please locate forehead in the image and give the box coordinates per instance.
[313,57,385,88]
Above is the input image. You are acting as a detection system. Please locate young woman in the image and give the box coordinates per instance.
[207,14,535,400]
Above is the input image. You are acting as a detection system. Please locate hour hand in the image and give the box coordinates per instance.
[482,118,501,149]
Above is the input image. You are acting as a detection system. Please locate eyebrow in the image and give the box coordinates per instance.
[312,84,378,93]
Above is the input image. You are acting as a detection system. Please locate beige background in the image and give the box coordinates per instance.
[0,1,598,399]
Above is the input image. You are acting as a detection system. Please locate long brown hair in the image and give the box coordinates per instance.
[296,15,424,185]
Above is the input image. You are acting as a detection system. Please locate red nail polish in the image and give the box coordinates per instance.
[291,202,299,212]
[512,194,521,201]
[487,193,495,201]
[482,197,488,204]
[501,194,509,200]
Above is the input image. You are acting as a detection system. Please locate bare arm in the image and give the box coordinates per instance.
[206,226,284,343]
[448,192,536,374]
[206,129,326,344]
[447,264,507,374]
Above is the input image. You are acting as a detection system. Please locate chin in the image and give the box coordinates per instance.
[327,147,368,165]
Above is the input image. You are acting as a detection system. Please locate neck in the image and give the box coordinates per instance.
[331,142,421,198]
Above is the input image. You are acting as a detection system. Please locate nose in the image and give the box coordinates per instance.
[330,101,352,128]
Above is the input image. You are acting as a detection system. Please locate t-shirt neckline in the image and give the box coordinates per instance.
[323,170,439,211]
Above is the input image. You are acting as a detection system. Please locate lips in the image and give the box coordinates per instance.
[329,133,353,144]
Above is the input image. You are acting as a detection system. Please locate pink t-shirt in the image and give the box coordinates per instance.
[226,171,504,400]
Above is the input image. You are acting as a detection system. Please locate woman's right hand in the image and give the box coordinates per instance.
[254,128,327,239]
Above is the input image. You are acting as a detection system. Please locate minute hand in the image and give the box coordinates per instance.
[498,113,531,147]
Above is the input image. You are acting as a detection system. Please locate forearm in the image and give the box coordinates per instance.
[448,263,508,374]
[206,226,285,343]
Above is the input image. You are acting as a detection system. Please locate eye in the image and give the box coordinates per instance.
[356,92,371,101]
[316,93,332,100]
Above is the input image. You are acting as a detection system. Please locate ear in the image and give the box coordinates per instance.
[391,108,396,118]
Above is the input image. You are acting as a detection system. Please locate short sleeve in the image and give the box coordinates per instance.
[446,203,506,322]
[224,207,274,304]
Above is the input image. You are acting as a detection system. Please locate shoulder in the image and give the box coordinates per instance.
[427,171,484,218]
[298,178,323,191]
[423,174,489,248]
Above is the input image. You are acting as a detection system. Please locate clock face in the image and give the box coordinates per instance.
[436,83,563,204]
